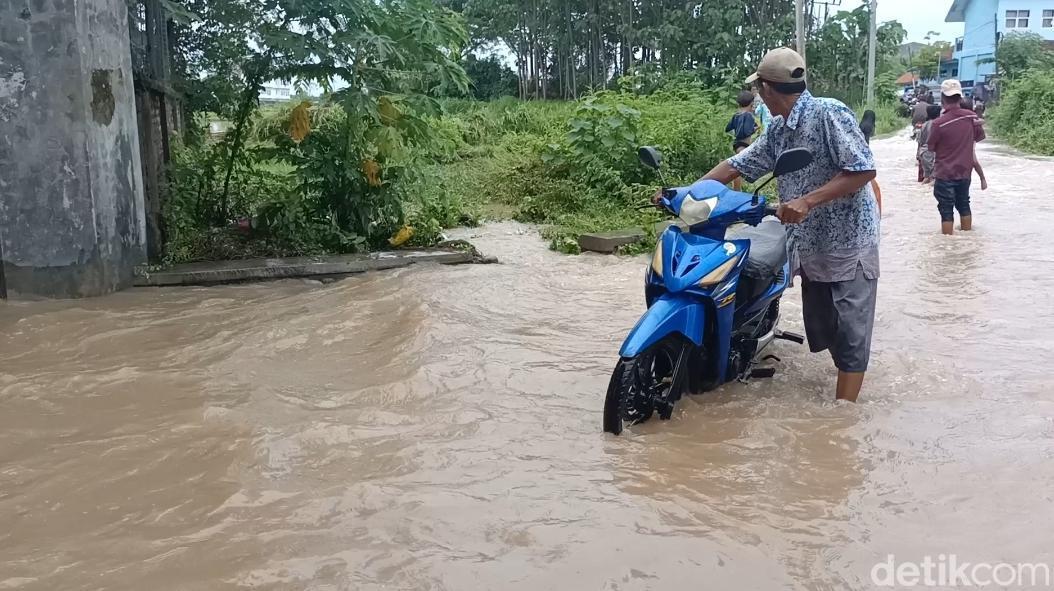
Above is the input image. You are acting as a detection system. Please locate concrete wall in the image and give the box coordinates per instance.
[997,0,1054,38]
[0,0,146,298]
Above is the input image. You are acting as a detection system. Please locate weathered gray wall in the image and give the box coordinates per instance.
[0,0,147,298]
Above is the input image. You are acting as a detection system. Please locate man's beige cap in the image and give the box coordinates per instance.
[941,79,964,96]
[745,47,807,84]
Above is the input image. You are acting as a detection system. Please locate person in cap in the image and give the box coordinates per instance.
[698,47,881,403]
[927,79,987,235]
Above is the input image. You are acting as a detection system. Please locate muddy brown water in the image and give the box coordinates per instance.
[3,136,1054,590]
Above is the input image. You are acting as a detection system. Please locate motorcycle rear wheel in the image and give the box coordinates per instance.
[603,337,690,435]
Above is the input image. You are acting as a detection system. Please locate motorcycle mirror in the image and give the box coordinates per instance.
[773,148,813,177]
[638,146,663,170]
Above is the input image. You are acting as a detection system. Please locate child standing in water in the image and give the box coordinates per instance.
[917,105,941,184]
[726,90,759,190]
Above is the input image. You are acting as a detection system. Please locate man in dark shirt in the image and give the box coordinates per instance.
[927,79,987,235]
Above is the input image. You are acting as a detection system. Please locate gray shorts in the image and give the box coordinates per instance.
[800,265,878,373]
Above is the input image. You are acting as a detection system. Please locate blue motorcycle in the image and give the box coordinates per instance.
[603,146,813,435]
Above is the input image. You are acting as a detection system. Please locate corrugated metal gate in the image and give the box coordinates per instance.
[127,0,183,262]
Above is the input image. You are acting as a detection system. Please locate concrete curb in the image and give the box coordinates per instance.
[134,249,478,287]
[578,229,645,253]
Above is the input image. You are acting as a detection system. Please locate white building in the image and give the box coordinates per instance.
[259,81,295,103]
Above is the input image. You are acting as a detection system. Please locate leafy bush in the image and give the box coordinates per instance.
[991,67,1054,155]
[989,32,1054,81]
[462,90,736,253]
[855,101,909,137]
[163,141,303,263]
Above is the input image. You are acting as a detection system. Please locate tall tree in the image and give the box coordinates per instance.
[807,6,906,105]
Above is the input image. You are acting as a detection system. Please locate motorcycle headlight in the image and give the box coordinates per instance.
[679,196,719,226]
[651,242,663,277]
[698,256,740,287]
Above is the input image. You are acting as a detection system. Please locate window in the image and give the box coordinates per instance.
[1044,9,1053,27]
[1006,9,1030,28]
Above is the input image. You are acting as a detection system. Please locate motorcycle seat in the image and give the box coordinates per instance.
[725,217,788,281]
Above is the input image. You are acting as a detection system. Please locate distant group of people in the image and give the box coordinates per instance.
[912,81,987,234]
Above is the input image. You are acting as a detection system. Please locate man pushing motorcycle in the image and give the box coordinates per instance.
[673,48,881,402]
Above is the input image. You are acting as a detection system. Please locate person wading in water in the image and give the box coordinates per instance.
[927,80,988,235]
[675,48,881,402]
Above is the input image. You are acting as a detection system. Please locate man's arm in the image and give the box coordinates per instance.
[701,160,742,184]
[651,159,742,203]
[649,128,772,203]
[777,170,876,223]
[777,103,877,224]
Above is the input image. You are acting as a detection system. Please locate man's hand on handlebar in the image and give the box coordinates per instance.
[650,189,665,205]
[775,198,812,224]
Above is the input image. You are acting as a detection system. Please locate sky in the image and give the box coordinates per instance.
[843,0,963,43]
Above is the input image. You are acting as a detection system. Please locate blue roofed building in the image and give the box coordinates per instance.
[946,0,1054,93]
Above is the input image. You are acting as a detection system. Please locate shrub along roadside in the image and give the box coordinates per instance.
[162,90,902,263]
[990,68,1054,155]
[865,101,909,136]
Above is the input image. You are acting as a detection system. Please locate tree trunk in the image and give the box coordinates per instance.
[621,0,633,76]
[565,0,575,98]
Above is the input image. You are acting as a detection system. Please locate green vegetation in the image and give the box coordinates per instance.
[989,33,1054,155]
[868,102,909,137]
[157,0,908,262]
[906,41,953,81]
[991,70,1054,155]
[806,6,906,106]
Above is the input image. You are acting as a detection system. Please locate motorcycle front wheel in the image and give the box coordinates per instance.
[603,336,691,435]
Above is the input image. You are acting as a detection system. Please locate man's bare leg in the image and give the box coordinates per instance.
[960,215,972,231]
[942,221,954,235]
[836,371,866,402]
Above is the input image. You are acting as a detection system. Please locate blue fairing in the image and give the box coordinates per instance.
[658,228,745,294]
[624,176,790,387]
[663,180,765,230]
[619,293,707,358]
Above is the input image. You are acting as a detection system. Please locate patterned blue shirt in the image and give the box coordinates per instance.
[730,91,880,282]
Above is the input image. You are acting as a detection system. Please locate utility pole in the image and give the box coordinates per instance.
[795,0,807,60]
[866,0,878,105]
[0,231,6,300]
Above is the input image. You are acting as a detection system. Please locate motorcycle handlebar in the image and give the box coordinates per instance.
[765,205,779,217]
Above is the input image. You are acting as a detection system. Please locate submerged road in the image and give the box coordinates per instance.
[2,134,1053,590]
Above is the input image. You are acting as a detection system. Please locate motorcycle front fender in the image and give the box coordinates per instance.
[619,293,707,358]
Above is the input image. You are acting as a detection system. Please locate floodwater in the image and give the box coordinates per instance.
[3,135,1054,590]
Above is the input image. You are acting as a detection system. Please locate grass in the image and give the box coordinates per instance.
[165,91,910,263]
[427,95,906,254]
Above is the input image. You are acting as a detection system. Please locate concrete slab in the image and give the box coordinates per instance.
[134,249,478,287]
[578,229,646,253]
